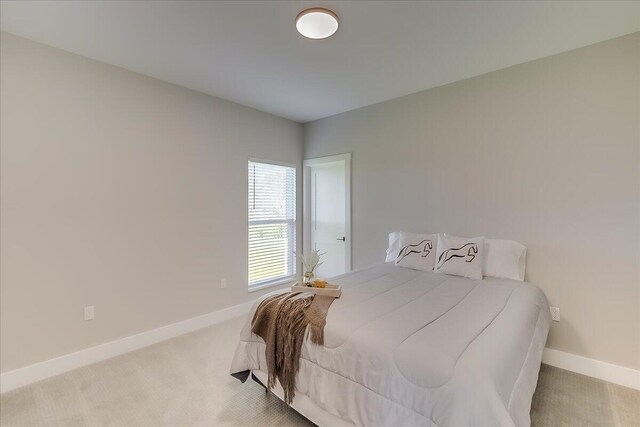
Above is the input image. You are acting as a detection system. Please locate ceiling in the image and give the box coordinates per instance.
[1,1,639,123]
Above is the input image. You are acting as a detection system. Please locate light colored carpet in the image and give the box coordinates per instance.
[1,316,638,426]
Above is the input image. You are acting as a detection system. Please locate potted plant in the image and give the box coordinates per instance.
[297,249,325,286]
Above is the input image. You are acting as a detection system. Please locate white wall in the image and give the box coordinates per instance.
[2,29,639,376]
[0,33,303,373]
[305,33,640,370]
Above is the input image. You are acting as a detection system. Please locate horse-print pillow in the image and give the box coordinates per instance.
[394,232,437,271]
[435,234,485,280]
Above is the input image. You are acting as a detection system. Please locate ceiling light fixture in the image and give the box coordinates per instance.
[295,8,339,40]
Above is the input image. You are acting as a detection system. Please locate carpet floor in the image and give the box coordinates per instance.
[1,316,638,426]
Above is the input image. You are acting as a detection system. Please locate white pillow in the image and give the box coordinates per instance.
[385,231,402,262]
[394,232,437,271]
[435,234,485,280]
[483,239,527,281]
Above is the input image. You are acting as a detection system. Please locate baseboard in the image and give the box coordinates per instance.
[3,308,638,394]
[543,347,640,390]
[0,299,255,393]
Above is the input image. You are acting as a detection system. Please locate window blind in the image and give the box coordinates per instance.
[248,160,296,288]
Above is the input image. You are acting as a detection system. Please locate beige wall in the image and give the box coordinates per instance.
[305,33,640,370]
[0,33,303,372]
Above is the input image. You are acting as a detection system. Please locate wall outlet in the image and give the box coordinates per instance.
[84,305,95,321]
[220,278,227,289]
[550,306,560,322]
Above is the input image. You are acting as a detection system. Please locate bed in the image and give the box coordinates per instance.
[230,263,550,426]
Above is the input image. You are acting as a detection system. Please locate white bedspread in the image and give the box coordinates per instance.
[230,264,550,426]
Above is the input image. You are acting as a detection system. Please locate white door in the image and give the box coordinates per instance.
[304,154,351,279]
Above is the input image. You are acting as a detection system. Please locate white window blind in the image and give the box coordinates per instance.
[248,160,296,288]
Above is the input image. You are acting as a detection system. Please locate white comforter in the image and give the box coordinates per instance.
[231,264,550,427]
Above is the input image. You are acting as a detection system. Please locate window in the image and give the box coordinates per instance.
[248,160,296,289]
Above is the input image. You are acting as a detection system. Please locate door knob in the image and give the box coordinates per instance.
[337,237,345,241]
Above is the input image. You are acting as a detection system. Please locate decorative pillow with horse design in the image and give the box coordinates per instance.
[435,234,485,280]
[394,232,437,271]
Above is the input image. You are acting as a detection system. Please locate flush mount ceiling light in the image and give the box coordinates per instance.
[296,8,339,40]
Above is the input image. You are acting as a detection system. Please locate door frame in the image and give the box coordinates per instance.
[303,153,352,273]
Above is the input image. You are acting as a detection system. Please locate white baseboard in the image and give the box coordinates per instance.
[3,307,638,394]
[543,347,640,390]
[0,299,255,393]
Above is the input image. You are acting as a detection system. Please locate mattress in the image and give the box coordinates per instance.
[230,264,550,426]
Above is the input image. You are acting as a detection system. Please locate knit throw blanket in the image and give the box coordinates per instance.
[251,292,335,404]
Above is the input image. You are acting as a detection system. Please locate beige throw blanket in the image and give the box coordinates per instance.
[251,292,335,404]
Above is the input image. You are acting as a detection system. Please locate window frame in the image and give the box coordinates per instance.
[247,158,298,292]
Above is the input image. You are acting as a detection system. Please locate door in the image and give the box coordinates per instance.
[304,154,351,279]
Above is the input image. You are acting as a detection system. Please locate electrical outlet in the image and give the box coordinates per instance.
[550,306,560,322]
[84,305,95,321]
[220,278,227,289]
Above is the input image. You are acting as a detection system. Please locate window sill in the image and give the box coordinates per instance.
[248,276,297,293]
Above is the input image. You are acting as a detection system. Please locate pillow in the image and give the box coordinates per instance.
[385,232,402,262]
[483,239,527,281]
[435,234,485,280]
[394,232,437,271]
